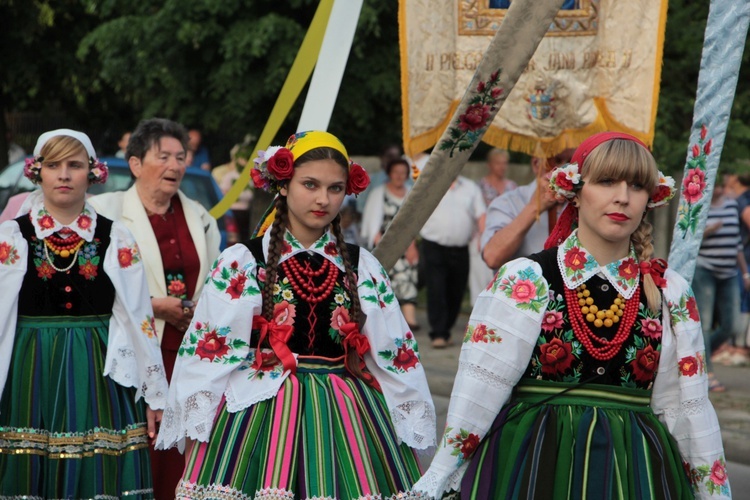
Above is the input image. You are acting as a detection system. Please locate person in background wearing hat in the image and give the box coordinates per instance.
[88,118,220,499]
[156,130,435,499]
[414,132,729,499]
[0,129,168,497]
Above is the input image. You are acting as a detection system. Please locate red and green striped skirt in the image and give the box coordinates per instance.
[0,315,153,498]
[459,379,694,499]
[178,357,423,499]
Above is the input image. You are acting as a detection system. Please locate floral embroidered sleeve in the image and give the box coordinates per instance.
[413,257,549,497]
[102,221,168,410]
[651,269,731,499]
[156,243,261,452]
[356,249,436,450]
[0,221,28,400]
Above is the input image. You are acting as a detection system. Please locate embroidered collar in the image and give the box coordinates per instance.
[262,229,346,272]
[29,196,98,242]
[556,230,639,299]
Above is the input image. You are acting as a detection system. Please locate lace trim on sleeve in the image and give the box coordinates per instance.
[460,361,517,390]
[158,390,218,450]
[663,396,709,419]
[389,400,437,449]
[414,466,466,498]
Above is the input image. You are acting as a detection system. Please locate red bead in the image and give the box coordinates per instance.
[65,302,73,309]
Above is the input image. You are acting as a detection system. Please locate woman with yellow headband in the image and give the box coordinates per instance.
[157,131,436,498]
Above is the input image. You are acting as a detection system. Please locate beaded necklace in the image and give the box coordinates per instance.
[564,281,640,361]
[43,241,80,272]
[281,256,339,304]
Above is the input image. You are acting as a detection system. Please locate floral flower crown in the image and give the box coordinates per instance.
[548,162,676,210]
[24,155,109,185]
[252,144,370,195]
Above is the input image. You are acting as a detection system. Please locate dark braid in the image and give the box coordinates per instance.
[262,196,289,321]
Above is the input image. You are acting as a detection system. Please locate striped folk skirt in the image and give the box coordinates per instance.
[178,357,423,499]
[460,380,694,500]
[0,316,153,499]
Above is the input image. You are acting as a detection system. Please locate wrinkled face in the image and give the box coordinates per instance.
[39,149,90,212]
[388,162,409,188]
[576,175,649,250]
[281,159,348,246]
[130,137,187,198]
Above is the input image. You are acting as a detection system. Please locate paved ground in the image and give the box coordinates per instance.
[411,309,750,468]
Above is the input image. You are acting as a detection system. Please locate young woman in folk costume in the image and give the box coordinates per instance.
[157,131,436,499]
[0,130,168,497]
[414,132,730,499]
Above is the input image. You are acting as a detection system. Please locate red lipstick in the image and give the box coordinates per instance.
[607,213,629,222]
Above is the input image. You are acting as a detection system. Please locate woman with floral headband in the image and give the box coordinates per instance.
[414,132,730,499]
[0,129,168,497]
[157,131,435,498]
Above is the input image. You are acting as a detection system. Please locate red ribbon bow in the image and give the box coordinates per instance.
[251,315,296,374]
[639,258,667,289]
[340,322,371,357]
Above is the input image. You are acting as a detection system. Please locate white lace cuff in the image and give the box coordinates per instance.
[156,390,219,452]
[389,400,437,450]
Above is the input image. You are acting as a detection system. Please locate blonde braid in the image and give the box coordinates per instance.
[631,218,661,313]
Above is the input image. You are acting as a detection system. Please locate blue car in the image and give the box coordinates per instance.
[0,157,239,249]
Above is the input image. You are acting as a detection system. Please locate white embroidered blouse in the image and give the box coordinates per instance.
[156,229,437,453]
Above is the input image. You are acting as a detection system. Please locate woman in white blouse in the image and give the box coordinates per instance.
[0,129,168,498]
[414,132,730,499]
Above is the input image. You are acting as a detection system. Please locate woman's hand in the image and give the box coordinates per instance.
[152,297,194,332]
[184,437,195,466]
[146,406,163,445]
[405,241,419,265]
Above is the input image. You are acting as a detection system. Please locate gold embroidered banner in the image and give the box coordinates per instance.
[399,0,668,157]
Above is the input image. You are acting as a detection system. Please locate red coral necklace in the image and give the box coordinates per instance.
[564,282,640,361]
[281,255,339,304]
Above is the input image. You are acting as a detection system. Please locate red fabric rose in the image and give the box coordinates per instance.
[710,459,727,485]
[678,356,698,377]
[650,184,672,204]
[554,171,574,192]
[77,214,92,230]
[251,168,266,189]
[267,148,295,180]
[118,248,133,268]
[226,273,248,300]
[196,330,230,361]
[273,301,296,326]
[564,247,587,270]
[618,258,638,280]
[168,279,187,297]
[632,345,660,382]
[38,215,55,229]
[682,168,706,204]
[324,241,339,256]
[471,324,488,343]
[539,338,574,375]
[393,345,419,371]
[686,296,700,322]
[459,103,491,132]
[460,433,481,459]
[346,163,370,195]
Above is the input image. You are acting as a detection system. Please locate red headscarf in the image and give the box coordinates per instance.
[543,132,649,249]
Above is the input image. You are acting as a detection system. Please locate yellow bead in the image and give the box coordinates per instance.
[586,313,596,322]
[585,297,594,305]
[604,318,614,327]
[60,249,70,258]
[612,315,620,323]
[579,299,586,306]
[610,304,619,311]
[581,306,589,314]
[581,284,587,289]
[596,311,606,319]
[589,305,598,314]
[594,318,604,327]
[577,293,584,299]
[614,298,622,305]
[605,310,614,318]
[616,309,624,317]
[582,289,591,297]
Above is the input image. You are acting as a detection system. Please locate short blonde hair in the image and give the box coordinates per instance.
[582,139,658,194]
[39,136,88,165]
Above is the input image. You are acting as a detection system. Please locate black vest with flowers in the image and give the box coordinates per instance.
[523,247,663,389]
[245,237,360,358]
[16,213,115,317]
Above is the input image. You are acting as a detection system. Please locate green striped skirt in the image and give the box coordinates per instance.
[178,357,423,499]
[460,379,694,500]
[0,316,152,499]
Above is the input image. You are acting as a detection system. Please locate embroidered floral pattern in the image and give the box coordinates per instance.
[378,332,421,373]
[628,343,660,383]
[444,427,481,464]
[492,266,547,313]
[678,352,706,377]
[636,303,663,340]
[205,259,260,300]
[117,245,140,268]
[0,241,20,265]
[604,257,639,292]
[141,315,157,339]
[685,457,730,496]
[77,239,101,280]
[237,350,286,381]
[440,69,504,157]
[178,322,248,364]
[668,291,701,324]
[166,273,187,299]
[677,125,712,238]
[539,337,576,376]
[361,269,395,309]
[561,238,597,282]
[462,323,502,344]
